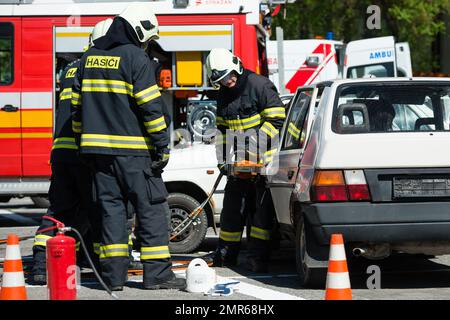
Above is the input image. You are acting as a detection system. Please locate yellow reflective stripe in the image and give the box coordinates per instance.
[81,134,154,150]
[288,122,301,139]
[72,121,82,133]
[264,148,277,156]
[128,235,133,246]
[71,92,82,105]
[226,113,261,124]
[135,85,159,98]
[144,116,167,133]
[261,107,286,119]
[76,242,80,252]
[82,79,134,96]
[135,85,161,106]
[140,245,171,260]
[219,230,242,242]
[216,116,227,126]
[33,234,52,247]
[59,88,73,101]
[263,148,277,164]
[260,121,279,138]
[52,137,78,150]
[250,226,271,241]
[99,244,129,259]
[83,79,133,90]
[93,243,101,255]
[72,92,80,99]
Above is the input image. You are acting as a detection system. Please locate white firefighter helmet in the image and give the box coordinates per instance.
[88,18,113,48]
[206,48,243,88]
[119,2,160,43]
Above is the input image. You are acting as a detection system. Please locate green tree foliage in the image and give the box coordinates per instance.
[270,0,450,72]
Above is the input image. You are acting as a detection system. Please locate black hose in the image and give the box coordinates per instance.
[68,227,119,300]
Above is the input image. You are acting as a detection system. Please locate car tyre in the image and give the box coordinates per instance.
[168,193,208,254]
[295,214,327,288]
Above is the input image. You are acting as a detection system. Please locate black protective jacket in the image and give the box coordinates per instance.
[71,17,170,157]
[215,69,286,164]
[51,59,80,164]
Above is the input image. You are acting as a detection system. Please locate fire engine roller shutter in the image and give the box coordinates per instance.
[157,25,233,51]
[55,27,93,53]
[55,25,233,53]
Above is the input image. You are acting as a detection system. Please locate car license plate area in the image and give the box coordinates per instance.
[393,176,450,199]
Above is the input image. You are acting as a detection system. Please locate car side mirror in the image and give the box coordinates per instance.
[336,103,370,133]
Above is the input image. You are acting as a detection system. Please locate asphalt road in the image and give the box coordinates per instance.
[1,198,450,301]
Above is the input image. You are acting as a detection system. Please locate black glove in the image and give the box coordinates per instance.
[217,163,228,176]
[152,147,170,171]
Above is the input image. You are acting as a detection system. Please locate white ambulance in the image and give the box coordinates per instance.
[267,36,413,93]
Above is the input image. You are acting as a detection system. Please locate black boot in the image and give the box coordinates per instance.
[144,275,186,290]
[28,251,47,285]
[212,247,238,267]
[245,256,269,273]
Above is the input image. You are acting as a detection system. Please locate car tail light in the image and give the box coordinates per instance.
[344,170,371,201]
[311,170,371,202]
[312,171,347,202]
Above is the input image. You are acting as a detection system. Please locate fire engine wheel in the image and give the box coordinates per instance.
[31,196,50,208]
[168,193,208,254]
[295,214,327,288]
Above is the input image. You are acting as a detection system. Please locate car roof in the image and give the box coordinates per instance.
[327,77,450,86]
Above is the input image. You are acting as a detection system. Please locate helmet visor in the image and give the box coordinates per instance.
[210,69,231,83]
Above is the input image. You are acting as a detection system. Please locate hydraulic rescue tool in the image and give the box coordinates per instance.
[169,160,263,240]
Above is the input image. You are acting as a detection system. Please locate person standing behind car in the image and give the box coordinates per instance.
[206,48,286,272]
[71,3,185,291]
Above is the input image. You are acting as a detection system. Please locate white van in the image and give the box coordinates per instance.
[267,36,413,93]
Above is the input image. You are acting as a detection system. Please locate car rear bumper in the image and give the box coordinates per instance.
[303,201,450,245]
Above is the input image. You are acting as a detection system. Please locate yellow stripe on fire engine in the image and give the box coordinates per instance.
[56,32,91,38]
[0,132,53,139]
[0,133,21,139]
[22,132,53,138]
[0,112,20,128]
[21,110,53,128]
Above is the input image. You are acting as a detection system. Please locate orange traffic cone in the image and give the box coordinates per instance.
[0,234,27,300]
[324,234,352,300]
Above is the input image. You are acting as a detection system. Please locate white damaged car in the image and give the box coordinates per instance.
[267,78,450,287]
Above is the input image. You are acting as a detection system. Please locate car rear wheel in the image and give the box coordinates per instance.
[168,193,208,254]
[295,214,327,288]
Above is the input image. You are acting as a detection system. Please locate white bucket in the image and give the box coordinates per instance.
[186,258,216,293]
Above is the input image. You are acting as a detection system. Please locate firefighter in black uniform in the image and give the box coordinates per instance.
[29,19,114,285]
[206,48,286,272]
[71,3,185,291]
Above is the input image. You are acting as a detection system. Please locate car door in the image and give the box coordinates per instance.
[0,19,22,177]
[267,87,316,225]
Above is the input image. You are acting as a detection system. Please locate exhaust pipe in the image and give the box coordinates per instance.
[352,247,366,257]
[351,244,391,259]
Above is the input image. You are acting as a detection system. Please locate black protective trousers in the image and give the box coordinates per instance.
[32,162,100,275]
[91,155,173,287]
[217,176,275,263]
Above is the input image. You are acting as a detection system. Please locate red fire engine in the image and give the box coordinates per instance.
[0,0,268,205]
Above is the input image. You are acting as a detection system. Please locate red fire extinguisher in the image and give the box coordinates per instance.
[44,216,77,300]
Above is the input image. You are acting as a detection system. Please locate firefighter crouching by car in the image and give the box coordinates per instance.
[206,48,286,272]
[71,3,185,291]
[29,19,113,285]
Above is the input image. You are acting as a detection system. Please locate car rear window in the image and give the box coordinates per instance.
[333,83,450,133]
